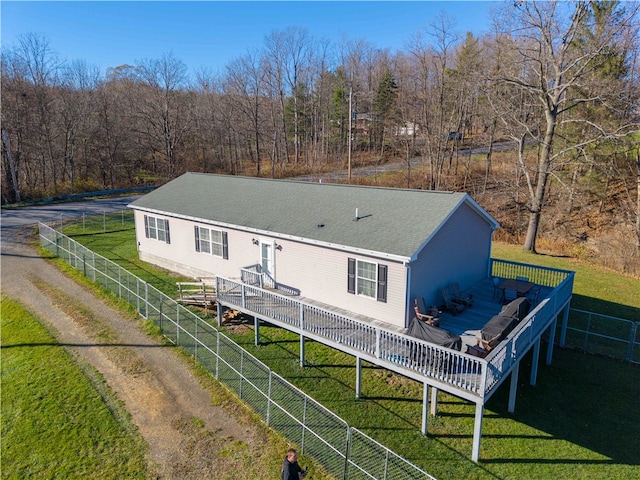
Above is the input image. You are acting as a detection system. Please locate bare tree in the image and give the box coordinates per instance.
[408,12,460,190]
[135,52,191,177]
[58,60,100,187]
[492,0,640,252]
[224,49,269,175]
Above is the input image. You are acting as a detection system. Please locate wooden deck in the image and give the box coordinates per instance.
[436,278,552,351]
[215,259,574,462]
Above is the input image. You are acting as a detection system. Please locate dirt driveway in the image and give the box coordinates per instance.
[1,229,271,479]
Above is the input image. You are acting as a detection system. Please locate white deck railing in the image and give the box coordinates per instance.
[218,261,574,400]
[217,277,488,398]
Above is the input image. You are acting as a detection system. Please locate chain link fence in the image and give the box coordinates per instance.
[560,309,639,364]
[39,222,436,480]
[54,210,640,366]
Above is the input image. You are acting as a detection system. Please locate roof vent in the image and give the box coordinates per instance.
[355,208,360,221]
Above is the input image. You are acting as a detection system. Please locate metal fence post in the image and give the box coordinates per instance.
[144,281,148,319]
[239,350,244,398]
[626,322,637,363]
[342,428,351,480]
[384,447,390,480]
[266,372,272,426]
[301,396,307,453]
[176,304,180,345]
[215,332,220,379]
[584,312,592,351]
[195,316,198,360]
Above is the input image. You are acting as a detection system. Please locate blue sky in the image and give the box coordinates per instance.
[2,1,498,76]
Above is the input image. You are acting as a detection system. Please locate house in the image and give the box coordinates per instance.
[129,172,574,461]
[129,172,499,329]
[395,121,420,136]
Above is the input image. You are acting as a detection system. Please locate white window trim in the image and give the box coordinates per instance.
[144,215,170,244]
[356,258,378,299]
[196,226,225,258]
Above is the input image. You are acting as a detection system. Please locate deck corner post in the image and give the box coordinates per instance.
[508,362,520,413]
[216,301,223,327]
[300,335,306,367]
[355,357,362,398]
[472,402,484,462]
[254,316,260,346]
[430,387,439,416]
[531,338,540,386]
[422,383,429,435]
[546,317,557,365]
[559,304,570,347]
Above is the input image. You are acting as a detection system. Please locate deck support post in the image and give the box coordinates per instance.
[472,402,484,462]
[216,301,223,327]
[300,336,305,367]
[547,317,557,365]
[559,302,570,347]
[254,316,260,346]
[421,382,429,435]
[355,357,362,398]
[508,362,520,413]
[530,338,540,386]
[430,387,439,415]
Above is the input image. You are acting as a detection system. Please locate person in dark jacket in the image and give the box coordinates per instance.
[281,448,307,479]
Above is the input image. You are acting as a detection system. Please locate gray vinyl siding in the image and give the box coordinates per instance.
[272,239,407,327]
[408,202,492,311]
[134,210,408,327]
[135,211,254,279]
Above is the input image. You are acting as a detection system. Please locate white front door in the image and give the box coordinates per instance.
[260,240,275,288]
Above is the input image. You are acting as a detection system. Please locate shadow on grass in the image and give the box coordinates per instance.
[569,293,640,322]
[486,347,640,466]
[1,342,173,349]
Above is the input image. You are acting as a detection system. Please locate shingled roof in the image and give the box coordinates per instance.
[129,173,498,260]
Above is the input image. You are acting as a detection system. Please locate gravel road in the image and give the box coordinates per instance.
[1,202,266,479]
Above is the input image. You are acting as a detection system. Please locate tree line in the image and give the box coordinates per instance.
[2,0,639,257]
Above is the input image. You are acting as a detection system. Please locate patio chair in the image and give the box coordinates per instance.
[450,282,473,307]
[527,285,542,306]
[414,297,441,327]
[503,287,518,304]
[441,286,465,315]
[477,332,502,352]
[492,277,503,302]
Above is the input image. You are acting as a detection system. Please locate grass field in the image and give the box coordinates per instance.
[57,219,640,479]
[0,296,148,479]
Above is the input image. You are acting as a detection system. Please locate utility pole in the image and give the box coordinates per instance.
[348,83,353,184]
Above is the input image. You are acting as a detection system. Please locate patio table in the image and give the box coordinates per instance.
[498,279,534,297]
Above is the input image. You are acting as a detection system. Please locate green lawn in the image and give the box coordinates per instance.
[492,242,640,319]
[58,221,640,479]
[0,296,148,479]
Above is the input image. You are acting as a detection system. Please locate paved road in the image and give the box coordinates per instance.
[296,141,518,183]
[1,195,141,242]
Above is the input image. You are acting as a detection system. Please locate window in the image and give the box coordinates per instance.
[144,215,170,244]
[357,260,377,297]
[348,258,387,302]
[194,226,228,259]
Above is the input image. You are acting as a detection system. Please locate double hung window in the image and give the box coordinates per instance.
[144,215,170,243]
[194,226,228,259]
[347,258,387,302]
